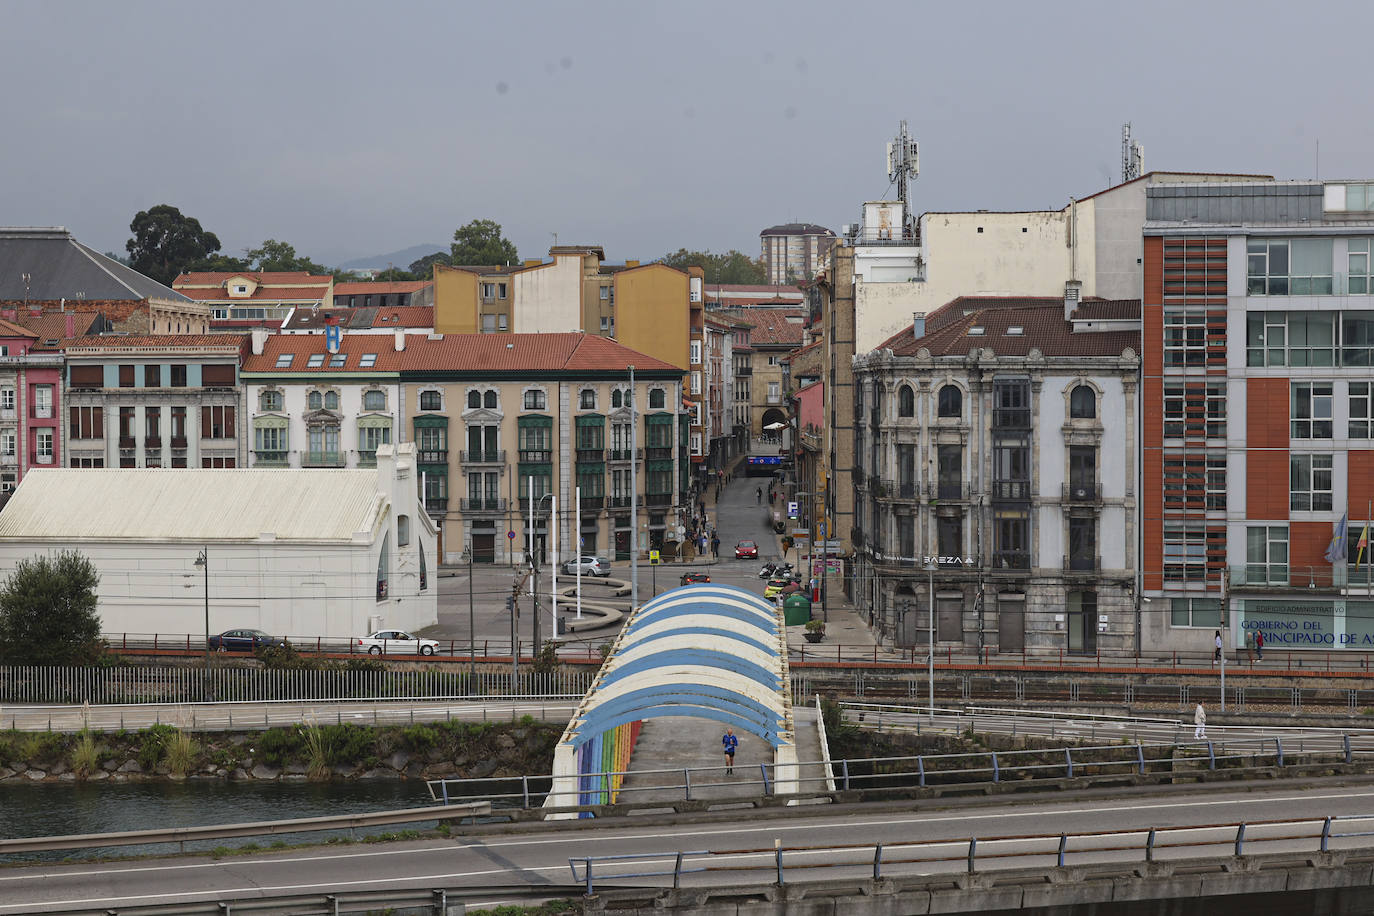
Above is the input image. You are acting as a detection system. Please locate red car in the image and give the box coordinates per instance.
[680,572,711,585]
[734,539,758,559]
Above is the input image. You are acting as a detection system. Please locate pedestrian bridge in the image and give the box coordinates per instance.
[546,583,796,818]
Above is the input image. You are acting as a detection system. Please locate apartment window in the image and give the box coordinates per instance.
[481,314,497,333]
[1351,383,1374,438]
[992,441,1030,500]
[118,364,135,388]
[145,407,160,442]
[255,425,286,453]
[1170,598,1222,628]
[307,354,325,368]
[580,389,597,410]
[170,364,187,387]
[325,392,339,410]
[1290,454,1334,512]
[1246,311,1289,367]
[611,389,623,409]
[307,391,323,410]
[897,384,914,417]
[937,445,962,498]
[1343,311,1374,367]
[1245,311,1339,367]
[992,380,1030,428]
[691,372,702,395]
[0,431,13,456]
[1163,523,1210,581]
[993,509,1029,569]
[649,388,664,410]
[171,407,187,443]
[498,282,507,299]
[420,390,442,411]
[937,385,961,418]
[33,386,52,418]
[498,314,508,331]
[260,390,283,412]
[360,424,391,455]
[1068,516,1096,570]
[36,429,53,463]
[690,340,702,364]
[1068,446,1096,496]
[201,405,235,439]
[1246,526,1289,585]
[1291,382,1333,438]
[600,316,609,331]
[518,423,551,455]
[481,283,496,299]
[363,390,385,411]
[1350,239,1372,293]
[1069,385,1096,419]
[275,354,294,369]
[937,515,962,558]
[767,355,779,366]
[1163,382,1226,438]
[417,426,446,453]
[69,406,103,439]
[144,365,160,387]
[599,286,610,300]
[0,388,12,412]
[1247,238,1332,295]
[767,381,779,401]
[524,389,545,410]
[1163,312,1207,366]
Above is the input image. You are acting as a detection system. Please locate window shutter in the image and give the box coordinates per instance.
[70,366,103,388]
[118,365,135,387]
[93,406,103,435]
[201,406,211,432]
[202,364,235,386]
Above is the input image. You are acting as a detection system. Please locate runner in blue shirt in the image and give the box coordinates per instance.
[722,727,739,774]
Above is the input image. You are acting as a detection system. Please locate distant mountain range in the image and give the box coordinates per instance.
[336,244,446,273]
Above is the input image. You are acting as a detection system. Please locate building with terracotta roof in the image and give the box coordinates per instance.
[282,305,434,335]
[63,334,248,470]
[1140,178,1374,658]
[722,307,806,437]
[850,293,1141,655]
[0,227,209,336]
[241,330,687,565]
[332,280,433,310]
[0,319,63,496]
[759,222,835,284]
[173,271,333,331]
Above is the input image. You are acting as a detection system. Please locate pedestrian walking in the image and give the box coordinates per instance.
[756,487,762,504]
[711,535,720,558]
[722,727,739,774]
[1193,703,1207,740]
[1213,629,1222,662]
[1255,628,1264,660]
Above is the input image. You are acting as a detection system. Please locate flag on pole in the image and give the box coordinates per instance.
[1325,512,1349,563]
[1357,521,1372,568]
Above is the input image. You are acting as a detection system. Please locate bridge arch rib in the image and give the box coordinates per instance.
[547,583,797,817]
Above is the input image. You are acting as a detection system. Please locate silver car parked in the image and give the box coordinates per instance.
[563,555,611,577]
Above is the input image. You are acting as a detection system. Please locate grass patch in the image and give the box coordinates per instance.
[164,730,199,778]
[71,732,101,778]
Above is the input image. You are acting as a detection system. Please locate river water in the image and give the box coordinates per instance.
[0,779,438,863]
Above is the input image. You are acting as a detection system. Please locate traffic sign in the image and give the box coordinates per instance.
[649,549,661,565]
[787,501,798,518]
[507,531,515,539]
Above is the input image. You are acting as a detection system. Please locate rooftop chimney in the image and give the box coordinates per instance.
[1064,279,1082,321]
[65,313,75,339]
[394,330,406,352]
[912,311,926,340]
[625,259,640,268]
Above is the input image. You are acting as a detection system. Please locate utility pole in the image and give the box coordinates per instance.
[629,364,639,610]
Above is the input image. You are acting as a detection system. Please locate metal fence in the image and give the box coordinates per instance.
[0,664,595,706]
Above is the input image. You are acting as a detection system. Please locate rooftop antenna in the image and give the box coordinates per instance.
[887,120,919,232]
[1122,122,1144,182]
[551,232,558,248]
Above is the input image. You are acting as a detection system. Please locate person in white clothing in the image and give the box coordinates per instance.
[1194,703,1207,740]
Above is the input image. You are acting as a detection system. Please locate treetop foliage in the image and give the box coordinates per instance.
[0,550,103,666]
[657,248,768,284]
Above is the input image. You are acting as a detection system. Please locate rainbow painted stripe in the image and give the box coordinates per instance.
[575,719,643,814]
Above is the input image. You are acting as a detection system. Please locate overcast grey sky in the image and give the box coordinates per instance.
[3,0,1370,268]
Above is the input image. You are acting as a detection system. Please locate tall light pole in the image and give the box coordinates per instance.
[923,557,938,722]
[533,491,555,654]
[628,364,639,610]
[467,543,476,689]
[194,548,209,701]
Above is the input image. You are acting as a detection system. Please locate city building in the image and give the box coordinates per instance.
[63,335,248,469]
[728,307,805,436]
[0,444,436,639]
[704,283,805,310]
[0,226,208,335]
[282,305,434,335]
[173,271,333,332]
[0,319,63,496]
[759,222,835,284]
[851,293,1141,654]
[332,279,433,310]
[1141,178,1374,655]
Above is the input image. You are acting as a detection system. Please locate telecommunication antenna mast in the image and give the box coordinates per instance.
[887,120,919,221]
[1122,122,1144,182]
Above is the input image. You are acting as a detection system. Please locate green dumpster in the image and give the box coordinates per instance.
[783,593,812,627]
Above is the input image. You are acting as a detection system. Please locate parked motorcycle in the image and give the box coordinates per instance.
[757,562,777,579]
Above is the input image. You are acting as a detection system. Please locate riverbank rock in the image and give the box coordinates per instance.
[24,769,46,780]
[117,760,142,774]
[0,767,14,780]
[386,751,410,772]
[250,764,280,780]
[469,759,499,778]
[283,762,309,777]
[230,767,251,781]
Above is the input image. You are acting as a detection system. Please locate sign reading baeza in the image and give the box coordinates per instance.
[923,556,975,566]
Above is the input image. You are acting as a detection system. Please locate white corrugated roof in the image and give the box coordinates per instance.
[0,469,386,543]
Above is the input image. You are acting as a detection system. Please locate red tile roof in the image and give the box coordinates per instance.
[241,332,683,375]
[183,286,329,301]
[174,272,331,287]
[5,311,99,347]
[732,308,806,346]
[0,317,39,339]
[1071,299,1142,321]
[333,281,431,296]
[878,299,1140,358]
[284,306,434,331]
[67,334,248,352]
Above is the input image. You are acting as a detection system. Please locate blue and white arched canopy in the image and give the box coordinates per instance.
[548,583,798,815]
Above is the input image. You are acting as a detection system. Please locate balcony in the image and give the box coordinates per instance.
[1063,554,1101,574]
[872,480,918,500]
[992,408,1031,429]
[609,496,632,509]
[736,365,752,376]
[301,451,346,468]
[990,481,1031,501]
[927,481,969,501]
[645,446,673,460]
[1062,482,1102,503]
[459,449,505,464]
[579,495,605,510]
[254,450,289,467]
[418,449,449,465]
[425,497,450,514]
[644,492,672,506]
[576,448,604,463]
[608,448,641,462]
[119,436,136,449]
[30,406,53,420]
[357,451,377,468]
[0,408,14,421]
[459,497,506,513]
[32,452,54,465]
[519,449,551,463]
[144,437,162,450]
[1229,564,1343,591]
[990,551,1031,571]
[0,452,15,467]
[171,436,188,449]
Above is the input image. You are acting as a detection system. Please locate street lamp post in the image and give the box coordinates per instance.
[194,548,209,700]
[923,558,938,723]
[532,491,555,655]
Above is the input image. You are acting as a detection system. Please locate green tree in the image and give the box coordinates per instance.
[125,204,225,286]
[0,551,103,665]
[408,251,451,277]
[658,248,768,284]
[450,219,518,266]
[246,239,330,275]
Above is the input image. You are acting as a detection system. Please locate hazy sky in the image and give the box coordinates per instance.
[3,0,1371,268]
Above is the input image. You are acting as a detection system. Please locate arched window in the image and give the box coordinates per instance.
[260,390,282,412]
[580,389,596,409]
[307,391,323,411]
[467,390,481,409]
[612,389,623,408]
[324,391,339,411]
[937,385,962,418]
[1070,385,1096,419]
[483,390,497,409]
[362,390,385,411]
[420,390,441,411]
[649,388,665,409]
[897,384,915,417]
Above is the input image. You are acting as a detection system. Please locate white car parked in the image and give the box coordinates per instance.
[355,630,440,656]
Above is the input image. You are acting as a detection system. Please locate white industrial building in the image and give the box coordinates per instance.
[0,444,436,641]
